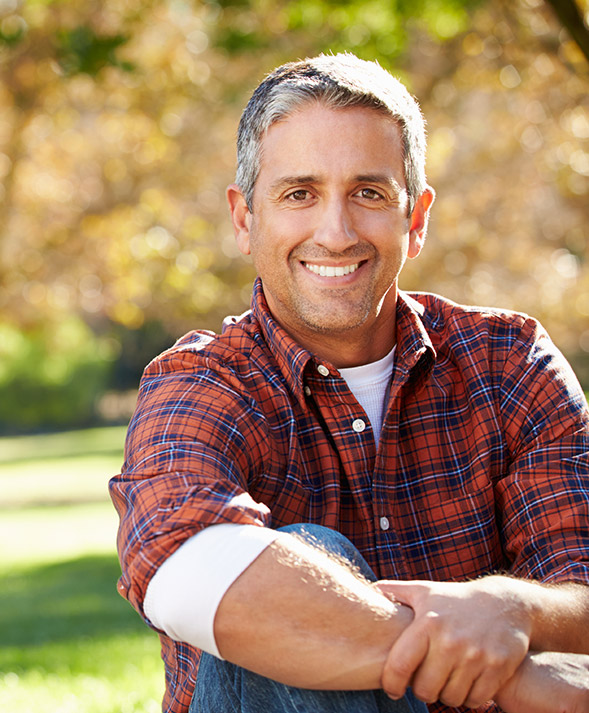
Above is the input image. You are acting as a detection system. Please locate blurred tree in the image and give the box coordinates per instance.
[0,0,487,341]
[0,0,587,432]
[544,0,589,61]
[401,0,589,379]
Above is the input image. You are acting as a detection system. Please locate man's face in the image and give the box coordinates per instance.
[228,102,431,363]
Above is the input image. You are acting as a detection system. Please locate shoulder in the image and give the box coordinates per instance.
[147,310,266,375]
[405,291,587,408]
[138,311,289,413]
[403,291,539,348]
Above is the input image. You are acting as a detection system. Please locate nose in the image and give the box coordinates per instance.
[312,197,358,252]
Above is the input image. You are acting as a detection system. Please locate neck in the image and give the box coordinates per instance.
[306,329,396,368]
[284,303,397,368]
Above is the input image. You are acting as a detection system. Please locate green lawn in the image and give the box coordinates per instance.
[5,400,587,711]
[0,427,163,713]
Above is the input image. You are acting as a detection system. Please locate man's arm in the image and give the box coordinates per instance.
[525,579,589,652]
[495,651,589,713]
[213,531,414,690]
[377,576,589,708]
[372,318,589,708]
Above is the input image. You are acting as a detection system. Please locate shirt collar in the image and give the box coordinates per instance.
[250,278,314,404]
[249,278,436,400]
[395,291,436,368]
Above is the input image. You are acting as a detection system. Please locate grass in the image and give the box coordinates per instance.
[0,427,163,713]
[3,397,588,711]
[0,426,128,509]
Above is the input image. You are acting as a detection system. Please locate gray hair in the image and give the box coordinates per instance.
[235,53,428,214]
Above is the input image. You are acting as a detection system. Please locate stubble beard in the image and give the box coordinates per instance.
[287,283,380,336]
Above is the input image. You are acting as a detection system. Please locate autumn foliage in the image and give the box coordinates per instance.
[0,0,587,431]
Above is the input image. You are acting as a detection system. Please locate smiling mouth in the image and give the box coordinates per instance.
[302,262,361,277]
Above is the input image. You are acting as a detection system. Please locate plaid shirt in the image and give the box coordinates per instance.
[110,278,589,713]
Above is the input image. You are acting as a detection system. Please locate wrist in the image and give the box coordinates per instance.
[526,581,589,653]
[478,574,536,640]
[484,576,584,652]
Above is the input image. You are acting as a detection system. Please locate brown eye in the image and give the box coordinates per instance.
[359,188,382,200]
[288,190,310,201]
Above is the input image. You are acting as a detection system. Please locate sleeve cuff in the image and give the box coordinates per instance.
[144,523,279,658]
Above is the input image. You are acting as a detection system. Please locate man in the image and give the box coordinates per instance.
[110,53,589,713]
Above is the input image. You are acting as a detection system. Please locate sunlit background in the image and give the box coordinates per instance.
[0,0,587,711]
[0,0,588,434]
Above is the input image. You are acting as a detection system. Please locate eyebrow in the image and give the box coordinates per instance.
[269,173,405,194]
[268,176,319,192]
[355,174,405,194]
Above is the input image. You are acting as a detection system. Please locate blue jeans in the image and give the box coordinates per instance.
[190,523,427,713]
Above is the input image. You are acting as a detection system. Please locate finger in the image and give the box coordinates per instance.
[436,645,518,709]
[371,581,396,601]
[462,654,521,709]
[409,641,462,704]
[436,655,487,708]
[381,625,430,700]
[375,580,423,607]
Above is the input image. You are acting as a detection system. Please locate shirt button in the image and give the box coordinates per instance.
[304,385,311,396]
[352,418,366,433]
[317,364,329,376]
[379,516,390,531]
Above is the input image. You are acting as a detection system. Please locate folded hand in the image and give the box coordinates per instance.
[375,576,532,708]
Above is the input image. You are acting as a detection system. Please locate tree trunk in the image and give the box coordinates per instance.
[544,0,589,63]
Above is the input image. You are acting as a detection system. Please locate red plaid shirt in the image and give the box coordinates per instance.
[110,278,589,713]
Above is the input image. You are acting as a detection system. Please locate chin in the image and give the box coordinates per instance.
[301,312,369,334]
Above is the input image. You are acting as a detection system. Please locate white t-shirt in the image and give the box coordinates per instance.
[144,347,395,657]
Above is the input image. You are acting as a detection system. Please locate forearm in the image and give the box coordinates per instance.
[467,575,589,653]
[458,575,589,653]
[494,651,589,713]
[214,532,413,690]
[375,573,589,708]
[525,580,589,654]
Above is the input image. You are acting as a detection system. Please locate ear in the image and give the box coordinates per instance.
[226,183,252,255]
[407,187,435,259]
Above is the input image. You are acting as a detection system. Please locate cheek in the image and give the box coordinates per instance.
[249,236,286,279]
[272,202,317,229]
[361,209,408,234]
[370,222,409,255]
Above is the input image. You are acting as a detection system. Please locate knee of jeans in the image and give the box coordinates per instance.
[277,523,348,550]
[277,523,375,581]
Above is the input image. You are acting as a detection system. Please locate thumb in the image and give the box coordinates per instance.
[375,580,424,607]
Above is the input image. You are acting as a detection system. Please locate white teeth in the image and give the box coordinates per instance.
[304,262,359,277]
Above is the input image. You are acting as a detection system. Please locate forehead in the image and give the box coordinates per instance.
[257,103,405,183]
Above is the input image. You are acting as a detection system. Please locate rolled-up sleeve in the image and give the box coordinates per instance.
[109,347,273,620]
[495,318,589,585]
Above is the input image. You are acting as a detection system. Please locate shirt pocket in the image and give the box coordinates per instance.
[399,482,506,580]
